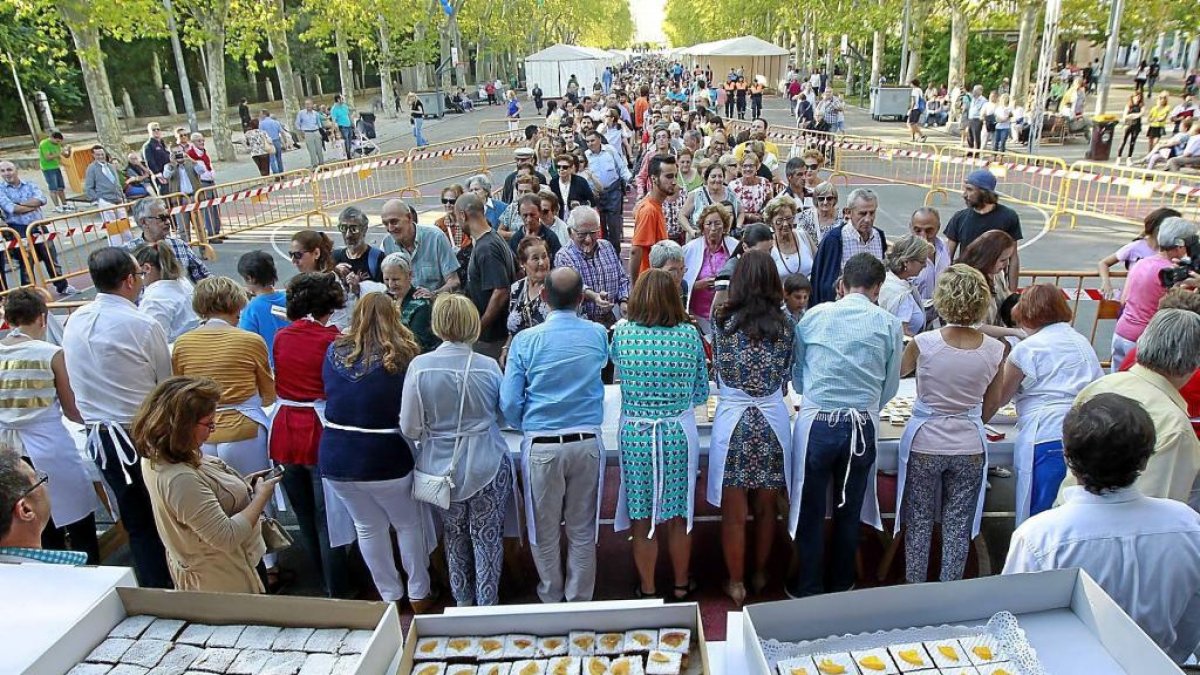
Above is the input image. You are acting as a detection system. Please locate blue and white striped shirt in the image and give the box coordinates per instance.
[792,293,903,412]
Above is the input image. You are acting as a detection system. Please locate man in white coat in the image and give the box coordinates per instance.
[1004,393,1200,663]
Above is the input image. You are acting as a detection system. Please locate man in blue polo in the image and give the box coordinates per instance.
[257,110,285,174]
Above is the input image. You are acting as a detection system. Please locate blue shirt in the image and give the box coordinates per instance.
[0,179,46,229]
[238,291,288,366]
[330,102,352,128]
[0,546,87,565]
[295,108,321,132]
[259,116,284,141]
[500,310,609,432]
[380,224,460,292]
[792,293,903,411]
[586,145,631,192]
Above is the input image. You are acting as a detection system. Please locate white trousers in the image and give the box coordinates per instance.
[325,474,432,602]
[202,427,277,568]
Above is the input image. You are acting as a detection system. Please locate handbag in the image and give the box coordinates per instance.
[261,515,293,553]
[411,352,473,509]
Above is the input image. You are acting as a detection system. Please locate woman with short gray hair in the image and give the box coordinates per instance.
[1112,216,1200,371]
[795,181,844,246]
[381,252,438,352]
[1136,308,1200,379]
[650,239,687,304]
[879,235,934,335]
[467,174,506,229]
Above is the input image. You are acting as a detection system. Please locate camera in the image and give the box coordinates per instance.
[1158,235,1200,288]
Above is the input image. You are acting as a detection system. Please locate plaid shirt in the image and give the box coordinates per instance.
[0,546,87,565]
[554,240,630,322]
[840,224,884,267]
[126,235,210,283]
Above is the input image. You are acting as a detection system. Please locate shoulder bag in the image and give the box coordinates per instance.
[411,352,473,509]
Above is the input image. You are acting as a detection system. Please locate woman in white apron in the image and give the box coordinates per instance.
[171,277,283,582]
[269,273,353,598]
[610,271,710,600]
[894,265,1005,583]
[0,289,100,561]
[994,284,1104,525]
[707,251,794,606]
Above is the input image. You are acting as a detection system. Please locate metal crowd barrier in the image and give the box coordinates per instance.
[1017,269,1124,365]
[185,170,326,248]
[1059,161,1200,230]
[0,226,37,294]
[928,148,1071,228]
[313,149,419,212]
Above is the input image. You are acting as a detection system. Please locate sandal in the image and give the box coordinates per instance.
[634,584,658,599]
[671,578,698,602]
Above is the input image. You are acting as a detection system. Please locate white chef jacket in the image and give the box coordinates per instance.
[1003,486,1200,663]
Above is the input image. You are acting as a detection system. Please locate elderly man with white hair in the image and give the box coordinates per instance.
[125,197,211,283]
[808,188,890,305]
[554,205,630,328]
[467,174,508,230]
[1058,309,1200,508]
[378,198,459,297]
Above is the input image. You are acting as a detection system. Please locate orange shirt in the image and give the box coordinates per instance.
[634,97,650,130]
[632,196,667,276]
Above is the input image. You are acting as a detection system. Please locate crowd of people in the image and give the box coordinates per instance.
[2,56,1200,665]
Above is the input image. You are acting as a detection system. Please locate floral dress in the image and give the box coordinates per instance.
[728,178,773,218]
[506,278,551,336]
[796,210,845,248]
[713,314,794,490]
[610,321,709,520]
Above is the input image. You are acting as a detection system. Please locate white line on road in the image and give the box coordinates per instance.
[1018,204,1051,251]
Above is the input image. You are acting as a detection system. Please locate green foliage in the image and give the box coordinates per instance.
[887,27,1015,92]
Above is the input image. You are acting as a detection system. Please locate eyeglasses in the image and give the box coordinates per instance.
[804,164,820,171]
[574,230,600,239]
[816,196,837,203]
[288,250,309,261]
[540,208,553,215]
[197,419,216,431]
[19,470,49,501]
[338,224,367,233]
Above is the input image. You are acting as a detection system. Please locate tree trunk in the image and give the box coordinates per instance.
[947,2,968,93]
[378,18,397,117]
[56,2,126,155]
[266,0,300,132]
[202,31,235,161]
[336,25,354,108]
[152,52,164,91]
[449,2,468,87]
[825,36,834,78]
[1010,1,1038,107]
[870,30,883,88]
[903,1,929,83]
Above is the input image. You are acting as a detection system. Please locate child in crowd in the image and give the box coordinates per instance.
[783,273,811,324]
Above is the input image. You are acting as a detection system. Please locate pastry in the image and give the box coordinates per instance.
[262,652,310,675]
[976,663,1015,675]
[412,664,447,675]
[87,638,136,664]
[546,656,581,675]
[415,637,449,661]
[205,625,246,649]
[107,667,150,675]
[504,635,537,660]
[510,660,545,675]
[176,625,216,647]
[958,636,1005,666]
[925,640,968,669]
[885,644,931,672]
[849,648,898,674]
[110,616,157,640]
[143,619,187,642]
[235,625,281,650]
[298,653,339,675]
[479,663,512,675]
[447,666,478,675]
[445,636,480,661]
[775,656,815,675]
[606,656,644,675]
[68,664,114,675]
[622,630,655,653]
[227,650,271,675]
[306,629,350,654]
[582,656,610,675]
[644,650,681,675]
[122,639,174,669]
[331,655,360,675]
[477,636,507,661]
[809,653,855,675]
[338,630,373,655]
[595,633,624,656]
[568,631,596,656]
[189,648,240,673]
[655,629,689,654]
[151,645,202,674]
[274,628,317,652]
[537,636,569,659]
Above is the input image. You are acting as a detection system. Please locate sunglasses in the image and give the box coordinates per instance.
[540,208,553,215]
[338,224,367,233]
[289,250,309,261]
[441,198,455,205]
[816,196,837,203]
[557,165,571,170]
[805,164,820,171]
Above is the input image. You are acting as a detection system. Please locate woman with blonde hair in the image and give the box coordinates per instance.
[319,293,436,611]
[682,202,738,334]
[879,234,934,335]
[728,150,772,225]
[136,376,281,593]
[407,92,427,147]
[896,264,1006,583]
[795,181,844,245]
[763,194,814,278]
[401,294,514,606]
[134,242,199,341]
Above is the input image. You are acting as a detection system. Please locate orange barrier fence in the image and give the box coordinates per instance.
[314,151,418,212]
[1018,270,1124,365]
[928,148,1070,228]
[185,171,325,248]
[1059,161,1200,229]
[0,226,37,294]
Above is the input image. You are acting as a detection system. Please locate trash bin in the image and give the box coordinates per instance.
[1086,116,1119,161]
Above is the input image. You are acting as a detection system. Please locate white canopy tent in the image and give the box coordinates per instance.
[683,36,790,90]
[523,44,617,99]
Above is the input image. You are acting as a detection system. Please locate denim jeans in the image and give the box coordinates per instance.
[270,139,284,174]
[597,185,624,255]
[94,427,172,588]
[993,127,1011,152]
[280,463,352,598]
[788,416,877,598]
[1030,440,1066,517]
[339,125,354,159]
[413,117,427,147]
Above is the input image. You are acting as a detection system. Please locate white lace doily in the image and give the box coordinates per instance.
[758,611,1045,675]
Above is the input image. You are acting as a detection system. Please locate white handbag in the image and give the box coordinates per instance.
[411,353,472,509]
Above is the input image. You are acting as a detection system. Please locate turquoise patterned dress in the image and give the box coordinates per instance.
[610,321,710,521]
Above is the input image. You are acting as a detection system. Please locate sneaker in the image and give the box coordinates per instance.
[988,466,1012,478]
[57,284,79,297]
[52,206,67,213]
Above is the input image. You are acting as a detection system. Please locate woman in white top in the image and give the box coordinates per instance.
[400,294,513,607]
[992,94,1013,152]
[0,289,100,561]
[995,284,1103,524]
[879,235,934,336]
[795,181,845,247]
[897,265,1006,583]
[134,242,198,341]
[763,195,814,278]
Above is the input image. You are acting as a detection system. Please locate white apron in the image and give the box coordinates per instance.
[315,404,437,553]
[787,403,883,539]
[613,409,701,538]
[208,394,285,511]
[893,400,989,538]
[0,416,99,527]
[276,397,353,549]
[1013,400,1073,526]
[86,421,139,485]
[706,384,793,507]
[519,426,606,547]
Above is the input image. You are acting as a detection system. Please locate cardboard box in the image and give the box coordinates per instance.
[398,602,710,675]
[26,586,402,675]
[741,569,1180,675]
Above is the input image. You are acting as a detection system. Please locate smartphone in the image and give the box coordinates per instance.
[266,465,285,480]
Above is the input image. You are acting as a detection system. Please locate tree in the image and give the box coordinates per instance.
[1010,0,1039,106]
[176,0,237,161]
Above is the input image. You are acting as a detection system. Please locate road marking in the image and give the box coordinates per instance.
[1017,204,1051,251]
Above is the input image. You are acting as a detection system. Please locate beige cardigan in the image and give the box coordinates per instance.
[142,455,266,593]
